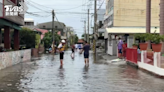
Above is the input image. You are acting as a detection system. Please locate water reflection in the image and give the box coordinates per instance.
[121,65,140,79]
[83,65,89,73]
[51,55,55,61]
[83,65,89,79]
[58,65,65,80]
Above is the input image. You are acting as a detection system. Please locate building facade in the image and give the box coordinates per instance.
[36,21,66,36]
[64,26,75,46]
[97,9,106,48]
[104,0,160,28]
[104,0,160,55]
[0,0,25,50]
[23,18,36,30]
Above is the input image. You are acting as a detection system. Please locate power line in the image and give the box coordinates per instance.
[55,16,64,28]
[26,12,51,17]
[26,0,50,13]
[26,0,53,10]
[97,0,105,10]
[54,0,91,10]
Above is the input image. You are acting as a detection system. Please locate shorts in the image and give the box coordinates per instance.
[72,49,74,53]
[118,49,122,54]
[60,52,64,59]
[84,53,89,58]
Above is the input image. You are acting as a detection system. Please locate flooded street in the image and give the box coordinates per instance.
[0,51,164,92]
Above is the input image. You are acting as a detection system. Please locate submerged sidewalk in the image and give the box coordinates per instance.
[97,49,126,65]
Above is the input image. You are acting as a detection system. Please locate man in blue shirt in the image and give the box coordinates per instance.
[81,41,90,65]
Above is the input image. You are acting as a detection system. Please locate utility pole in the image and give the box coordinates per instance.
[160,0,164,53]
[93,0,97,61]
[66,28,68,49]
[146,0,151,48]
[52,10,55,54]
[88,9,90,43]
[84,21,87,41]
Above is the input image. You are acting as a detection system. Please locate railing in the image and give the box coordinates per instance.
[126,48,138,64]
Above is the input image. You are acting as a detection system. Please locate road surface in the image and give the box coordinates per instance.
[0,51,164,92]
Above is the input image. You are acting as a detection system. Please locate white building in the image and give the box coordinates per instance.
[23,18,36,29]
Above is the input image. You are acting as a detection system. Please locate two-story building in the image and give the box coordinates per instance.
[0,0,24,50]
[23,18,48,40]
[36,21,66,37]
[23,18,35,30]
[104,0,160,55]
[96,9,106,48]
[64,26,75,46]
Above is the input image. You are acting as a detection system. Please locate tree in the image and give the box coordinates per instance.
[35,34,41,48]
[74,35,79,43]
[68,34,79,45]
[10,27,37,49]
[42,31,61,49]
[19,27,36,49]
[82,34,84,37]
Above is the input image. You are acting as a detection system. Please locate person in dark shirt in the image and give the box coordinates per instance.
[81,41,90,65]
[71,44,75,59]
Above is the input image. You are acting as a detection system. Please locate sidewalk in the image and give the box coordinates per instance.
[97,49,126,65]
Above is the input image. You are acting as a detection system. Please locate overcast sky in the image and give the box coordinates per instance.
[25,0,105,38]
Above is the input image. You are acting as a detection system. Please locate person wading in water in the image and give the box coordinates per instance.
[58,40,66,65]
[81,41,90,65]
[71,44,75,59]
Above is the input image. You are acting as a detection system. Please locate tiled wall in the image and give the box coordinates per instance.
[0,49,31,70]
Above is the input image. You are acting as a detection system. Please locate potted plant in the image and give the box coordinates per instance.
[132,43,138,49]
[150,34,163,52]
[134,33,149,50]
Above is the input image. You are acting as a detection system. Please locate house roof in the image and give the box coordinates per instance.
[34,28,49,34]
[78,39,84,43]
[36,21,66,29]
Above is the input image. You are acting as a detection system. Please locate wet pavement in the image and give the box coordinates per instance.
[1,51,164,92]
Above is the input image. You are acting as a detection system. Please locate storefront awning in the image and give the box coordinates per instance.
[106,27,159,34]
[0,19,21,30]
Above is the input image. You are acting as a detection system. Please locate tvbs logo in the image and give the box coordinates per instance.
[4,1,28,16]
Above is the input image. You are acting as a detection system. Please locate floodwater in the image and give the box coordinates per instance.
[0,51,164,92]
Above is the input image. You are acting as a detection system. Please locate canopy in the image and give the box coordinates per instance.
[106,27,159,34]
[0,19,21,30]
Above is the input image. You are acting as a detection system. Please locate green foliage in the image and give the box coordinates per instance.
[74,35,79,43]
[69,35,79,45]
[19,27,36,49]
[134,33,150,43]
[35,34,41,48]
[81,34,84,37]
[149,34,163,44]
[9,27,38,49]
[132,43,138,46]
[21,27,32,31]
[42,32,61,48]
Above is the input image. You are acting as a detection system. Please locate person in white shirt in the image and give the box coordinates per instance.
[58,40,66,65]
[75,44,78,51]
